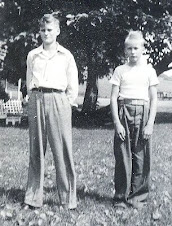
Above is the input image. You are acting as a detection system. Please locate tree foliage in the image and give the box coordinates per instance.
[0,81,9,101]
[0,0,172,110]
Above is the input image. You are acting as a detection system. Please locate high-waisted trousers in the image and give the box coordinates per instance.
[24,91,77,209]
[114,101,152,204]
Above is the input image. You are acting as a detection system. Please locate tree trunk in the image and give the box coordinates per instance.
[82,66,98,114]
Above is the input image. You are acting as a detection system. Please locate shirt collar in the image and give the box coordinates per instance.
[34,42,66,55]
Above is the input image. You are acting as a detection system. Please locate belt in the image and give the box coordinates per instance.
[118,99,148,106]
[32,87,64,93]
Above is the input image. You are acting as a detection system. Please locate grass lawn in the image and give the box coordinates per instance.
[0,101,172,226]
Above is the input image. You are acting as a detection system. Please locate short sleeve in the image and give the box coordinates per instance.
[148,66,159,86]
[109,67,121,86]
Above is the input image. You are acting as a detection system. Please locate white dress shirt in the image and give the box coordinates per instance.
[26,43,78,105]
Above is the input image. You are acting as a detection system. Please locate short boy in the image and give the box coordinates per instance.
[110,30,159,208]
[24,14,78,209]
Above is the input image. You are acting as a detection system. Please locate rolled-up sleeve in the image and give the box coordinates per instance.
[66,54,78,105]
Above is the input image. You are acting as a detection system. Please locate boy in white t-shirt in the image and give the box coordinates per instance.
[110,30,159,208]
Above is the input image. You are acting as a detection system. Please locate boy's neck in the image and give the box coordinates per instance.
[43,42,57,52]
[128,58,144,67]
[128,61,139,66]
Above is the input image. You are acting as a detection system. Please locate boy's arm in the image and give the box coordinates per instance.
[143,85,158,139]
[110,84,125,141]
[26,53,32,97]
[66,54,78,106]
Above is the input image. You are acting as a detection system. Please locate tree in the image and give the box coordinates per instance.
[2,33,39,84]
[1,0,172,112]
[65,0,172,112]
[64,7,127,113]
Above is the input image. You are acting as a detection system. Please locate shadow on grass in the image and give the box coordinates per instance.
[73,109,172,128]
[1,109,172,130]
[0,106,113,129]
[77,187,113,204]
[0,117,29,129]
[0,186,113,207]
[155,112,172,124]
[72,105,114,129]
[0,187,25,203]
[44,186,113,206]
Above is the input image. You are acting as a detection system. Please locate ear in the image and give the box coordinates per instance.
[56,27,60,36]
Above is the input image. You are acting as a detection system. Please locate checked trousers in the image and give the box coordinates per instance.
[114,101,152,204]
[24,91,77,209]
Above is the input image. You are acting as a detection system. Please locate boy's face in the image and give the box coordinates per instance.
[40,22,60,45]
[125,39,144,64]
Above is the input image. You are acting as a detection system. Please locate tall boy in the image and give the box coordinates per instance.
[110,31,159,208]
[24,14,78,209]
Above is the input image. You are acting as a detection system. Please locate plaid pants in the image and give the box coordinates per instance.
[114,101,152,204]
[24,91,77,209]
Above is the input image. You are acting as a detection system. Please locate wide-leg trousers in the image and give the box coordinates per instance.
[114,101,152,204]
[24,90,77,209]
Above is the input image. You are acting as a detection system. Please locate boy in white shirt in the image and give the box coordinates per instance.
[110,30,159,208]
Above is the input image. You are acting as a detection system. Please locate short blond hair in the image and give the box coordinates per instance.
[125,30,145,46]
[39,14,60,29]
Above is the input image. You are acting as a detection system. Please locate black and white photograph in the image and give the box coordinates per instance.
[0,1,172,225]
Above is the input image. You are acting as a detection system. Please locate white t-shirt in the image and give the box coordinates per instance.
[110,63,159,101]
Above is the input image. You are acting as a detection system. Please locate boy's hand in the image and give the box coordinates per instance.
[143,124,153,140]
[115,123,126,141]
